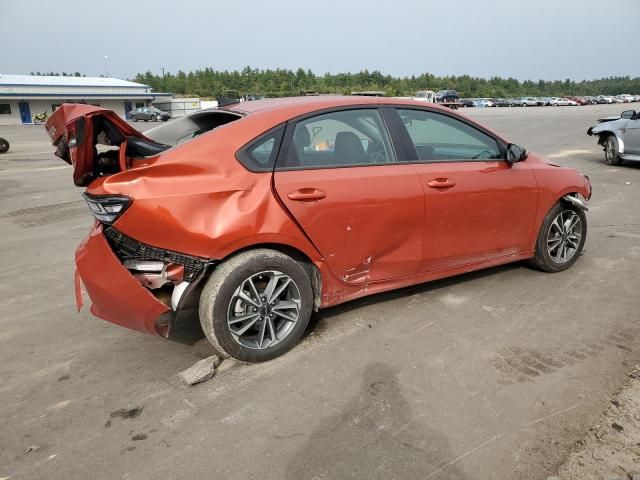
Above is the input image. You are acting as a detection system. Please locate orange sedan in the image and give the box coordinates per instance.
[46,97,591,362]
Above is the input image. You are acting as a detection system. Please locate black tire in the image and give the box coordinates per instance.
[0,138,9,154]
[530,202,587,273]
[603,134,623,165]
[199,249,314,363]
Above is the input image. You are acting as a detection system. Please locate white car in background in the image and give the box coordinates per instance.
[549,97,572,106]
[587,109,640,165]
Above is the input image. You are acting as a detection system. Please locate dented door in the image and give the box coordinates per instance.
[274,164,424,284]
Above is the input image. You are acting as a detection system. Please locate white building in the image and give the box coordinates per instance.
[0,74,172,125]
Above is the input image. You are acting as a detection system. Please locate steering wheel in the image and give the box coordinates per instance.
[472,150,494,160]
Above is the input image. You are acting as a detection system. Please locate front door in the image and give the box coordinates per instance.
[623,118,640,154]
[274,108,424,284]
[18,102,31,124]
[393,107,539,271]
[123,101,133,120]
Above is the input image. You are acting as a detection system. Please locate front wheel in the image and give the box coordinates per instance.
[0,137,9,154]
[530,202,587,272]
[199,249,314,363]
[604,135,623,165]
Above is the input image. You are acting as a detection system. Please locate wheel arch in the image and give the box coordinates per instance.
[596,130,625,152]
[218,242,324,311]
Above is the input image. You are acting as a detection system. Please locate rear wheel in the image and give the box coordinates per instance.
[604,135,623,165]
[199,249,314,363]
[530,202,587,272]
[0,138,9,154]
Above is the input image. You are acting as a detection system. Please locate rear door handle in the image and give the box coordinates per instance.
[287,188,327,201]
[427,178,456,189]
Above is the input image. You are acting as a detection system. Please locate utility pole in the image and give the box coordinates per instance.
[161,67,166,92]
[104,54,110,77]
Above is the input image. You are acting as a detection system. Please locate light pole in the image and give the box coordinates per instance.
[161,67,166,92]
[104,54,110,77]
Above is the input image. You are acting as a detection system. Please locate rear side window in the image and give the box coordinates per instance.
[280,109,395,170]
[237,125,285,172]
[397,109,502,162]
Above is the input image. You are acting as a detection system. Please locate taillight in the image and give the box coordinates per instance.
[82,193,131,224]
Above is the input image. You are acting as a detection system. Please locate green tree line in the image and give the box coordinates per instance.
[132,67,640,98]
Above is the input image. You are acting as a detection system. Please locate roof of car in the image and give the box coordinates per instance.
[223,95,454,115]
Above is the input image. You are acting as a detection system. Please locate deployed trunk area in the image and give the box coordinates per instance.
[45,103,242,186]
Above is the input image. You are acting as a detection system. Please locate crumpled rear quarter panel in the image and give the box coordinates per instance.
[76,223,170,336]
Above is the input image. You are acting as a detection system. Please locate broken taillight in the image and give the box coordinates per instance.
[82,192,131,224]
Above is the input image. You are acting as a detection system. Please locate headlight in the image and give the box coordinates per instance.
[82,193,131,224]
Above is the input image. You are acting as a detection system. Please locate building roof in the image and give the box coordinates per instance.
[0,74,148,88]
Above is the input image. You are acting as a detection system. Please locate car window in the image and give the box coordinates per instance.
[397,108,502,162]
[282,109,394,169]
[237,125,285,172]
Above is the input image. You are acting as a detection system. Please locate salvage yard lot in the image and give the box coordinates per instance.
[1,104,639,479]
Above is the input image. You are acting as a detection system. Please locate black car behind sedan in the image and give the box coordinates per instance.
[130,107,171,122]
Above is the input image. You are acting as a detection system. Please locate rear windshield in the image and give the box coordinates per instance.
[143,109,242,146]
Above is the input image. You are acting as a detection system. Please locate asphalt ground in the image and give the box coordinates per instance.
[0,103,639,480]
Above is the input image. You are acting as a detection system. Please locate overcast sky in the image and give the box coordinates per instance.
[1,0,639,81]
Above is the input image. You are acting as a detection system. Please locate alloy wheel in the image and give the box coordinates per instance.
[546,210,582,264]
[227,270,301,350]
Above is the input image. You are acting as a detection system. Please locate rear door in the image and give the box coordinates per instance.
[392,107,539,272]
[274,108,424,284]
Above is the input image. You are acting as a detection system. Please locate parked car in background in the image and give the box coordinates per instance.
[494,98,512,107]
[596,95,615,104]
[517,97,538,107]
[436,90,459,102]
[459,98,475,107]
[565,96,587,105]
[588,109,640,165]
[549,97,572,106]
[130,107,171,122]
[45,98,591,362]
[473,99,495,107]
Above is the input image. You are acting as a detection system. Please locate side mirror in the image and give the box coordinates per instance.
[621,110,636,119]
[506,143,527,163]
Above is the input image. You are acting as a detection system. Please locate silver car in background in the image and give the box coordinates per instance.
[587,109,640,165]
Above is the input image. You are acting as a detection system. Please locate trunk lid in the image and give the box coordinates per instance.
[45,103,167,186]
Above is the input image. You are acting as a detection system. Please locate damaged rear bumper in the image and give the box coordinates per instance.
[75,223,210,338]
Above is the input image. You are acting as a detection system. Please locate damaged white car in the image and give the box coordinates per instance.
[587,109,640,165]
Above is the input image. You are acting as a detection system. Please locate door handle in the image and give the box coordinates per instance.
[287,188,327,201]
[427,178,456,189]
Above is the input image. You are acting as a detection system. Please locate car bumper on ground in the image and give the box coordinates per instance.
[75,223,170,336]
